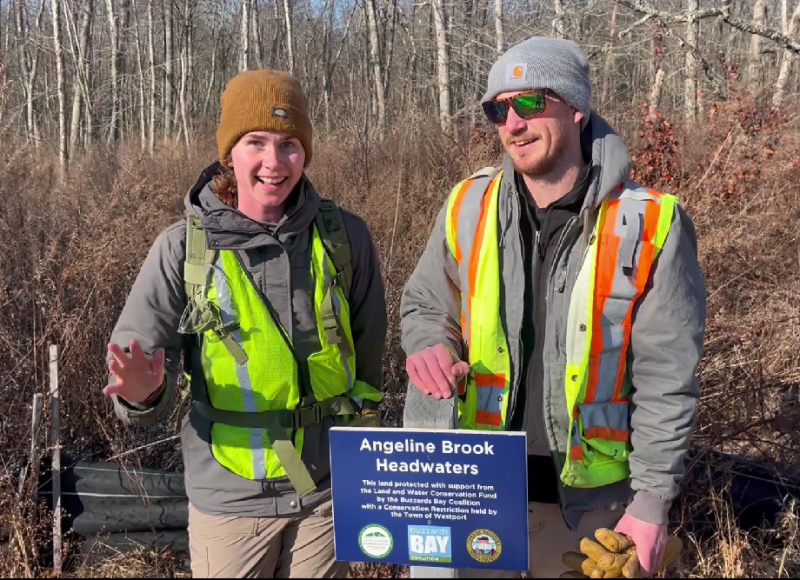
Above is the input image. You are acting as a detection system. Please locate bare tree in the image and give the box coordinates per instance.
[67,0,93,156]
[252,0,262,68]
[164,0,174,140]
[179,0,191,149]
[649,67,665,120]
[600,3,618,107]
[784,0,790,34]
[131,0,147,148]
[495,0,504,55]
[52,0,67,172]
[365,0,386,137]
[18,0,46,145]
[283,0,294,74]
[147,0,155,153]
[105,0,120,143]
[553,0,565,38]
[773,1,800,108]
[431,0,451,132]
[684,0,699,122]
[240,0,251,71]
[748,0,769,91]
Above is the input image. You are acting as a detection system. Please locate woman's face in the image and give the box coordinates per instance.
[229,131,306,221]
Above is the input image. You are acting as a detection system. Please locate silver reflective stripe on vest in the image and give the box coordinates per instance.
[579,402,629,436]
[594,193,659,404]
[212,259,267,480]
[477,384,504,416]
[322,252,357,404]
[454,177,493,340]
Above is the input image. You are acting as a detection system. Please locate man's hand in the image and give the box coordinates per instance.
[614,514,668,576]
[103,340,166,404]
[406,344,470,399]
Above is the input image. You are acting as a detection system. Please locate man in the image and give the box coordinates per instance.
[104,69,386,578]
[400,37,706,577]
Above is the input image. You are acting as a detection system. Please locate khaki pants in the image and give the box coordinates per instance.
[187,501,348,578]
[459,503,624,578]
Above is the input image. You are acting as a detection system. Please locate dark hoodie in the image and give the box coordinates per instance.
[512,164,592,503]
[108,165,388,517]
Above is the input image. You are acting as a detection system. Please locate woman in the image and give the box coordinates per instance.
[103,69,387,578]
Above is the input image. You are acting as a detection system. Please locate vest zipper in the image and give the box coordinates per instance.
[542,214,582,513]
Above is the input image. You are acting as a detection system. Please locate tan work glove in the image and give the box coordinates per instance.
[560,528,682,579]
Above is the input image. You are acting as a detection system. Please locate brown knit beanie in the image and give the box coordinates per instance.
[217,69,313,168]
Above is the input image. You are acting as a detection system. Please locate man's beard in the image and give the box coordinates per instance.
[510,134,568,178]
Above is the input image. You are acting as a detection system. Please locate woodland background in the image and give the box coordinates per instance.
[1,0,800,577]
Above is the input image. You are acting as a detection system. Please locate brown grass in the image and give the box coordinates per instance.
[1,92,799,577]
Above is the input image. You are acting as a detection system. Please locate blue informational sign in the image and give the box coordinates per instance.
[329,427,529,571]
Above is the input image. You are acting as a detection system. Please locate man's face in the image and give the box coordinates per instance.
[493,91,584,178]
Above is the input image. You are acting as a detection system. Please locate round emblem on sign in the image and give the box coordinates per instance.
[467,529,502,563]
[358,524,393,559]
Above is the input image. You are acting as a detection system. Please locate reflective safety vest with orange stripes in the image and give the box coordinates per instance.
[444,168,677,489]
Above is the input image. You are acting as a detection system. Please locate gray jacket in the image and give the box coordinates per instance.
[109,164,387,517]
[400,113,706,529]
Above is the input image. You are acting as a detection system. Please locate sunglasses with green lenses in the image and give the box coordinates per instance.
[482,90,548,125]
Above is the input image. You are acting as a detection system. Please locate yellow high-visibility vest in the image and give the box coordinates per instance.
[180,209,382,498]
[445,169,676,488]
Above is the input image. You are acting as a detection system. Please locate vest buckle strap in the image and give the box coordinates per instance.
[320,286,343,345]
[193,396,357,430]
[212,319,240,339]
[289,404,324,429]
[212,320,248,365]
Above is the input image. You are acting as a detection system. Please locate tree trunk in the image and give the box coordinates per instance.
[252,0,263,68]
[202,8,218,118]
[69,0,92,157]
[83,10,94,148]
[432,0,451,132]
[365,0,385,138]
[240,0,250,71]
[147,0,155,153]
[185,0,194,117]
[20,0,46,145]
[127,0,146,148]
[282,0,294,74]
[322,18,331,134]
[52,0,68,173]
[748,0,768,93]
[179,0,190,149]
[772,1,800,108]
[784,0,790,34]
[649,68,665,120]
[685,0,699,123]
[552,0,565,39]
[164,0,173,141]
[120,0,131,137]
[383,0,397,98]
[600,4,617,107]
[495,0,504,55]
[105,0,120,144]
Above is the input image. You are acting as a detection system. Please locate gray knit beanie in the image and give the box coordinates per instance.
[482,36,591,129]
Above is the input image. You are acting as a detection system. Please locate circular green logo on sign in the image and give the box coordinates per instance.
[358,524,393,559]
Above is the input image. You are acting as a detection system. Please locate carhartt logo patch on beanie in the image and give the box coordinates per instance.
[216,69,313,167]
[483,36,592,129]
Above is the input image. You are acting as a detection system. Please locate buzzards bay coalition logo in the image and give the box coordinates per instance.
[358,524,393,559]
[467,529,502,563]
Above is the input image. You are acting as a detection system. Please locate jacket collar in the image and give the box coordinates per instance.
[183,161,322,250]
[500,111,632,216]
